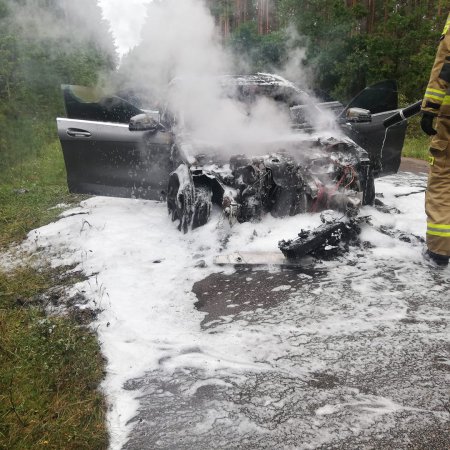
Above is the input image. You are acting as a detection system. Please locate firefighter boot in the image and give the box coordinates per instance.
[424,249,450,267]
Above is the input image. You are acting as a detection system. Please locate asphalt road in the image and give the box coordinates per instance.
[399,157,428,174]
[124,264,449,449]
[123,167,449,450]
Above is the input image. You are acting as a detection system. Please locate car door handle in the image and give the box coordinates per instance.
[66,128,92,138]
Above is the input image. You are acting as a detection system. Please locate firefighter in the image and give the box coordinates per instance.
[420,12,450,266]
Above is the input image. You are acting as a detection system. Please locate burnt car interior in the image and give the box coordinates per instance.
[62,84,143,124]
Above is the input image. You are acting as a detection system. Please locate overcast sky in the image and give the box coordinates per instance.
[97,0,152,56]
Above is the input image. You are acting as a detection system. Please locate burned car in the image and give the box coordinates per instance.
[57,74,408,232]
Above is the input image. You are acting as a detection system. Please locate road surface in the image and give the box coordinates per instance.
[121,168,449,450]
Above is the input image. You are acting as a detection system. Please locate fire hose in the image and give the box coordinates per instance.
[383,100,422,128]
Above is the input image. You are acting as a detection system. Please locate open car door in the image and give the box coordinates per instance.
[57,85,173,200]
[339,80,407,176]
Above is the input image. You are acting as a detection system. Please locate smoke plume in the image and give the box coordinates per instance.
[117,0,340,154]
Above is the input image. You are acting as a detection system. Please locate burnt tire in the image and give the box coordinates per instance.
[167,174,180,222]
[362,169,375,206]
[167,167,195,233]
[192,185,212,229]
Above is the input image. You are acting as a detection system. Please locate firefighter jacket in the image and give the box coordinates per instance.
[423,12,450,257]
[422,13,450,117]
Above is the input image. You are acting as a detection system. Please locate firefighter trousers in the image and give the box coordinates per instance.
[426,115,450,256]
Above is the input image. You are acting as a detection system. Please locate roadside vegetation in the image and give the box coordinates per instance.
[402,135,430,160]
[0,1,113,448]
[208,1,443,103]
[0,269,108,449]
[402,115,430,160]
[1,137,69,247]
[0,137,108,449]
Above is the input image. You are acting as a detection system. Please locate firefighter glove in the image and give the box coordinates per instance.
[421,112,437,136]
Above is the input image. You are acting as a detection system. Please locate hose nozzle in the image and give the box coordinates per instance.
[383,100,422,128]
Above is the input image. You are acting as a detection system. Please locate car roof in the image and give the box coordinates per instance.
[217,73,303,92]
[169,73,305,93]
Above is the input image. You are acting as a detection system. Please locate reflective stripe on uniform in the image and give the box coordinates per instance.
[427,222,450,237]
[425,88,446,103]
[443,15,450,35]
[441,94,450,105]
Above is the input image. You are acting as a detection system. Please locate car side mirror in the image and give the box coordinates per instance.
[344,107,372,123]
[129,113,162,132]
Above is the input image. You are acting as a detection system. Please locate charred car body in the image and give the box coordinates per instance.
[166,135,374,232]
[57,74,408,232]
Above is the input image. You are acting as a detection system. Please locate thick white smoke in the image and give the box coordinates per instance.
[97,0,151,57]
[12,0,341,154]
[117,0,341,154]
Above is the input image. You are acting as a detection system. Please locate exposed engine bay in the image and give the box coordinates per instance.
[167,135,374,233]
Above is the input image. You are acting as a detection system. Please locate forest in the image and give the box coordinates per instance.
[0,0,449,170]
[209,0,449,101]
[0,0,115,170]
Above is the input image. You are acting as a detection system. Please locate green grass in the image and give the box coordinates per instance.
[0,267,108,450]
[0,128,107,449]
[402,134,430,160]
[0,117,61,173]
[0,139,87,248]
[401,115,430,161]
